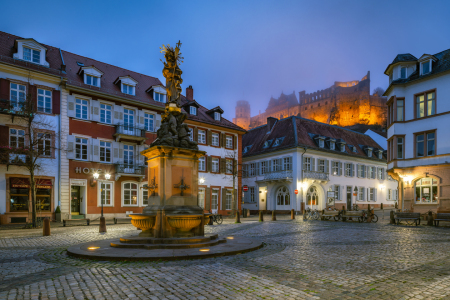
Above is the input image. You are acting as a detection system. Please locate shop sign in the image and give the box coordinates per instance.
[70,179,87,186]
[75,167,103,175]
[10,178,52,189]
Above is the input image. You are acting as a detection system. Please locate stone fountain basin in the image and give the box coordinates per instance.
[129,214,156,231]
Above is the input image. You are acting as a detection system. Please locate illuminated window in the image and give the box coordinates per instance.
[415,178,438,204]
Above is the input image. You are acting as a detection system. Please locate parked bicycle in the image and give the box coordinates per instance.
[362,210,378,223]
[352,204,359,211]
[305,207,320,220]
[210,214,223,225]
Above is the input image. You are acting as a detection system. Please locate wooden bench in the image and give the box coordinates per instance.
[114,217,132,224]
[341,211,364,223]
[321,210,340,221]
[434,213,450,227]
[394,212,420,226]
[63,219,90,227]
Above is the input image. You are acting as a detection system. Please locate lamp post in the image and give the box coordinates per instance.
[97,173,110,233]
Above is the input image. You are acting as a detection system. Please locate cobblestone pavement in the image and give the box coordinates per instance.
[1,213,450,300]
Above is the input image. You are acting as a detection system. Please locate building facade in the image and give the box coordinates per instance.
[385,48,450,213]
[241,116,398,213]
[234,72,388,130]
[0,33,64,224]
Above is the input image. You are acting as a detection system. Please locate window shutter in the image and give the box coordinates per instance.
[340,185,345,201]
[119,143,124,161]
[193,127,198,142]
[67,95,75,117]
[91,138,100,162]
[0,78,10,102]
[52,90,60,115]
[222,188,226,210]
[234,135,238,150]
[374,188,377,202]
[91,100,100,122]
[205,187,211,211]
[66,135,75,159]
[311,158,315,172]
[207,156,212,172]
[155,114,161,131]
[268,160,272,172]
[0,125,9,147]
[302,156,306,170]
[221,133,225,148]
[256,162,260,175]
[338,162,342,176]
[112,141,120,163]
[207,130,212,145]
[220,158,225,173]
[114,104,124,124]
[29,85,37,112]
[351,164,355,177]
[325,159,329,173]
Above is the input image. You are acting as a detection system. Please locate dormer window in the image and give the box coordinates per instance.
[263,140,272,148]
[366,147,373,157]
[378,151,383,159]
[154,92,165,102]
[23,47,40,63]
[122,84,134,95]
[206,106,224,121]
[400,67,407,79]
[330,141,335,150]
[114,76,138,96]
[79,66,103,87]
[353,146,357,153]
[274,139,280,147]
[421,60,431,75]
[319,139,324,148]
[340,144,345,152]
[190,106,197,115]
[86,75,99,87]
[214,112,221,121]
[243,145,252,154]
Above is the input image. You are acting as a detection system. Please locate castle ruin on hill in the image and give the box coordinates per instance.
[233,71,387,130]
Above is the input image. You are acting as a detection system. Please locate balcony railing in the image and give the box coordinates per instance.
[303,170,329,181]
[115,164,145,175]
[263,170,293,181]
[0,99,26,116]
[115,125,146,138]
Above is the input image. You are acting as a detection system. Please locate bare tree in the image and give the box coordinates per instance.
[373,87,385,96]
[0,77,59,228]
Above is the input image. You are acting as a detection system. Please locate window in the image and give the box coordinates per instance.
[100,141,111,163]
[190,106,197,115]
[212,133,219,146]
[345,163,352,177]
[332,161,339,175]
[261,161,266,174]
[100,104,112,124]
[86,75,99,86]
[427,132,435,156]
[306,186,318,205]
[416,131,435,157]
[36,189,51,212]
[397,137,404,159]
[123,182,138,205]
[189,128,193,141]
[318,159,325,173]
[226,135,233,148]
[242,164,248,177]
[422,61,430,75]
[334,185,340,201]
[416,95,424,118]
[212,158,219,173]
[144,113,154,132]
[283,157,292,171]
[276,186,290,206]
[272,159,280,171]
[122,84,134,95]
[304,157,312,171]
[124,144,134,167]
[198,156,205,171]
[23,47,40,63]
[154,92,165,102]
[369,188,375,201]
[427,92,435,116]
[397,99,404,121]
[37,133,51,156]
[249,187,255,202]
[37,89,52,113]
[10,129,25,148]
[198,130,206,144]
[75,99,88,120]
[249,163,255,176]
[273,139,280,147]
[400,67,407,79]
[214,112,221,121]
[75,137,88,160]
[378,168,384,180]
[367,149,373,157]
[226,159,233,173]
[378,151,383,159]
[415,178,438,204]
[10,186,29,212]
[211,189,219,210]
[368,166,375,179]
[100,182,112,206]
[226,190,232,209]
[358,165,365,178]
[340,144,345,152]
[352,146,357,153]
[389,72,393,84]
[319,139,324,148]
[330,141,335,150]
[198,188,205,209]
[416,91,436,119]
[10,83,26,109]
[358,187,365,201]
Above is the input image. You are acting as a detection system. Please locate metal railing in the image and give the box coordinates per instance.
[115,124,146,138]
[263,170,293,180]
[115,164,145,175]
[303,170,329,181]
[0,99,26,115]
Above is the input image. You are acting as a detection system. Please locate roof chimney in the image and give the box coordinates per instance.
[186,85,193,101]
[267,117,278,132]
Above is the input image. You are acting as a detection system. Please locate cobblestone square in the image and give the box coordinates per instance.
[1,214,450,300]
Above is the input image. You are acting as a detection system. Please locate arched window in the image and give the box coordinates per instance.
[276,186,290,206]
[123,182,138,206]
[415,178,438,203]
[307,186,319,205]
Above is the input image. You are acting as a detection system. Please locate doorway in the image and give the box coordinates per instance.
[346,186,352,210]
[307,186,319,210]
[71,186,81,215]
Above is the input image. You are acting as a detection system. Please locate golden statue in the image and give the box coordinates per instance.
[160,41,183,107]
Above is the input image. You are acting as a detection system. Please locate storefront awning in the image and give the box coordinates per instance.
[10,178,53,189]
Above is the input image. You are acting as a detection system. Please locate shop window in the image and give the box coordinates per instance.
[415,178,438,204]
[10,187,29,212]
[36,189,51,212]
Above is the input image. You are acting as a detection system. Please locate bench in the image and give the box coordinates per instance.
[321,210,340,221]
[434,213,450,227]
[341,211,364,223]
[394,212,420,226]
[63,219,90,227]
[114,217,132,224]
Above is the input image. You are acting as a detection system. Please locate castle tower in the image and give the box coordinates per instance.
[233,100,251,130]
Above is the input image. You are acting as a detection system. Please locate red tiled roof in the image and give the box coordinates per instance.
[243,116,386,161]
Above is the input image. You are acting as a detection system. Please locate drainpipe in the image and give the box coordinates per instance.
[300,147,307,212]
[401,178,404,211]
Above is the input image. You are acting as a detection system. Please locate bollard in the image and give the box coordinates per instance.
[380,203,384,210]
[99,216,107,233]
[303,210,306,220]
[43,218,51,236]
[259,211,264,222]
[291,209,295,220]
[235,211,241,223]
[395,202,398,209]
[272,210,276,221]
[390,210,395,224]
[367,204,372,223]
[208,215,214,225]
[342,208,347,222]
[427,211,433,226]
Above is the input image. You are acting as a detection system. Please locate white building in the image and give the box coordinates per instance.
[242,117,398,213]
[0,34,64,224]
[384,49,450,213]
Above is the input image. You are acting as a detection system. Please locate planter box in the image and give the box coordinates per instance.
[55,213,62,222]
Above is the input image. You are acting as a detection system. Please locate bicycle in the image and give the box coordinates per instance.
[210,214,223,225]
[352,204,359,211]
[362,210,378,223]
[305,207,319,220]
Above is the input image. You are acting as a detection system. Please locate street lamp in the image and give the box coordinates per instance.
[100,174,111,217]
[99,173,110,233]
